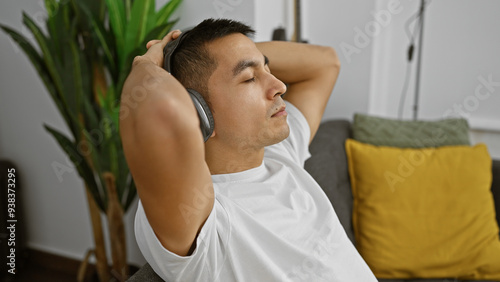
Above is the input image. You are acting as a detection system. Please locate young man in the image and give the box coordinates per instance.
[120,19,376,281]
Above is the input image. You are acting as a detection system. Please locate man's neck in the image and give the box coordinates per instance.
[205,143,265,175]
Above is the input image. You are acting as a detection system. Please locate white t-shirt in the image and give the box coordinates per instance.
[135,102,377,281]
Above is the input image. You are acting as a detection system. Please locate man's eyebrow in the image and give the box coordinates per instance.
[232,55,269,78]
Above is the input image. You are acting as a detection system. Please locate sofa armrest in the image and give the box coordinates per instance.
[127,263,162,282]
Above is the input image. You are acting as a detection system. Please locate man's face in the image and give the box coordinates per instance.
[206,33,289,151]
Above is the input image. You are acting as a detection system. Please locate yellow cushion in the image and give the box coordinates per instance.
[345,139,500,279]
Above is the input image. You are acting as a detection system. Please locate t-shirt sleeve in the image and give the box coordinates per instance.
[272,101,311,165]
[134,199,219,281]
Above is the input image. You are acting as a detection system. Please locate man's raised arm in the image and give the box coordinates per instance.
[119,31,214,256]
[257,41,340,143]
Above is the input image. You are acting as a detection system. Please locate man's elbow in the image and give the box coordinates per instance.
[317,46,340,82]
[323,46,341,71]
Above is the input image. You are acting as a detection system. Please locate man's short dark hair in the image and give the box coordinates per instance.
[171,18,255,106]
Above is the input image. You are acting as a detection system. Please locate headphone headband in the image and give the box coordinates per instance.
[163,30,192,74]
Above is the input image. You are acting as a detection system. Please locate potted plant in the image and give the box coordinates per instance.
[1,0,182,280]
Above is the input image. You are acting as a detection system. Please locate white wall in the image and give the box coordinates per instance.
[367,0,500,158]
[307,0,377,120]
[171,0,254,30]
[173,0,290,42]
[253,0,291,42]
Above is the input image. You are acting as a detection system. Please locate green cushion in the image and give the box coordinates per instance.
[352,113,470,148]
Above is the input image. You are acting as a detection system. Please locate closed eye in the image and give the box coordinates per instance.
[244,77,256,83]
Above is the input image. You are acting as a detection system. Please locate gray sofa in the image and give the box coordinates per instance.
[128,120,500,282]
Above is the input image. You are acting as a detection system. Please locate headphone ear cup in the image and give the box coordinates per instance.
[186,89,214,142]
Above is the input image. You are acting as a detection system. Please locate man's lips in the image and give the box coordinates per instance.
[271,106,287,117]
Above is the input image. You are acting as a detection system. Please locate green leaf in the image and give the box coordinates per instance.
[45,0,59,18]
[155,0,182,26]
[73,0,105,22]
[109,105,120,137]
[143,20,178,43]
[79,51,92,110]
[44,124,106,211]
[115,147,127,203]
[101,85,118,118]
[95,88,118,173]
[88,0,106,21]
[80,125,109,209]
[85,130,107,170]
[1,25,52,95]
[55,18,85,122]
[0,25,76,139]
[22,13,79,134]
[125,0,132,21]
[61,1,72,34]
[104,0,125,63]
[122,0,155,67]
[45,0,62,55]
[55,21,88,142]
[90,17,117,74]
[82,99,99,133]
[22,12,62,94]
[68,38,85,121]
[75,0,117,81]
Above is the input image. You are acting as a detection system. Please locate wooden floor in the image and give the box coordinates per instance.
[6,263,78,282]
[2,248,139,282]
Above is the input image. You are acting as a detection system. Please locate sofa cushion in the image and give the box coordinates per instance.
[345,139,500,280]
[352,113,470,148]
[304,120,356,245]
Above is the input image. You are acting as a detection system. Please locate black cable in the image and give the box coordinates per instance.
[398,63,413,119]
[397,0,432,119]
[397,14,421,119]
[397,21,420,119]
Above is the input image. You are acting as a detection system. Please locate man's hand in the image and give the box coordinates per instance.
[134,29,182,67]
[120,30,214,257]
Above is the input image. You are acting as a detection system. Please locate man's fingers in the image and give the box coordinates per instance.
[152,29,181,49]
[146,40,161,49]
[145,29,181,55]
[162,29,182,44]
[141,29,182,66]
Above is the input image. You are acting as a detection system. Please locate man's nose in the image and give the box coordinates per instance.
[268,75,287,99]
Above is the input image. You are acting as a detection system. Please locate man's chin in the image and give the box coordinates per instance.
[265,124,290,147]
